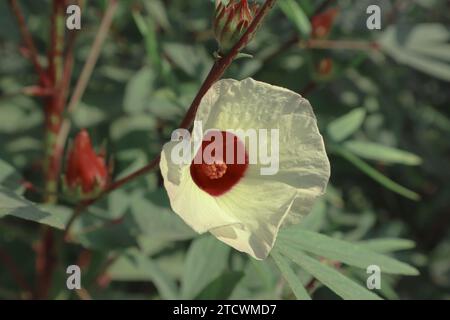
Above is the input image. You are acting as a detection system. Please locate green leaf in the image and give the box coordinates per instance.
[380,24,450,81]
[195,271,244,300]
[0,158,22,191]
[181,236,231,299]
[71,211,139,250]
[163,43,212,78]
[277,244,382,300]
[327,108,366,142]
[109,249,178,299]
[297,199,326,231]
[110,115,156,142]
[143,0,171,31]
[278,229,419,276]
[0,97,42,133]
[130,190,196,242]
[333,145,420,200]
[357,238,416,253]
[343,140,422,166]
[272,250,311,300]
[72,102,107,128]
[279,0,311,38]
[132,10,161,69]
[123,67,156,114]
[0,187,68,229]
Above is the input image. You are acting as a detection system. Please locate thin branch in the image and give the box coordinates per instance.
[56,0,119,153]
[300,39,379,51]
[7,0,50,87]
[259,0,337,66]
[63,0,279,238]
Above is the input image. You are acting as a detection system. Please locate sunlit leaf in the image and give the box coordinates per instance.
[277,244,382,300]
[279,0,311,37]
[343,140,422,166]
[327,108,366,142]
[278,229,419,275]
[333,145,420,200]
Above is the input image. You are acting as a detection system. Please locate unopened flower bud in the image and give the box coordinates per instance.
[63,129,109,199]
[311,8,339,39]
[213,0,258,53]
[313,57,334,81]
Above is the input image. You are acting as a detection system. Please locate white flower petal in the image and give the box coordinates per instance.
[212,177,298,259]
[160,78,330,259]
[197,78,330,227]
[160,148,241,233]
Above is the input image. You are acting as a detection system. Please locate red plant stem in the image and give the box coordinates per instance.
[36,0,66,300]
[7,0,51,88]
[63,0,279,238]
[43,0,66,202]
[35,228,56,299]
[0,245,33,296]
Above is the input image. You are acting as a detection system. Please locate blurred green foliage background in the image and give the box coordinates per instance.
[0,0,449,299]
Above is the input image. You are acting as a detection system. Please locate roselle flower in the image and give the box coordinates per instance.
[63,129,109,198]
[160,78,330,259]
[213,0,258,53]
[311,8,339,39]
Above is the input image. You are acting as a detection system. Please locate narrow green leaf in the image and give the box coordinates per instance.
[277,244,382,300]
[357,238,416,253]
[380,25,450,81]
[195,271,244,300]
[327,108,366,142]
[279,0,311,37]
[272,250,311,300]
[343,140,422,166]
[181,236,231,299]
[132,10,161,69]
[109,250,178,300]
[144,0,171,31]
[333,145,420,200]
[278,229,419,276]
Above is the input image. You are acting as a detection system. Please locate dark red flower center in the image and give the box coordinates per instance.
[190,130,249,196]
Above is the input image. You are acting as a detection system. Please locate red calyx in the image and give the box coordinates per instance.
[65,129,108,193]
[311,8,339,39]
[317,58,333,76]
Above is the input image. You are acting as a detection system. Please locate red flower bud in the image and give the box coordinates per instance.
[311,8,339,39]
[213,0,258,53]
[316,58,333,76]
[64,129,108,197]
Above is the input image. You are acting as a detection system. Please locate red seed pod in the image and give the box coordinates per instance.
[63,129,109,198]
[213,0,258,53]
[311,8,339,39]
